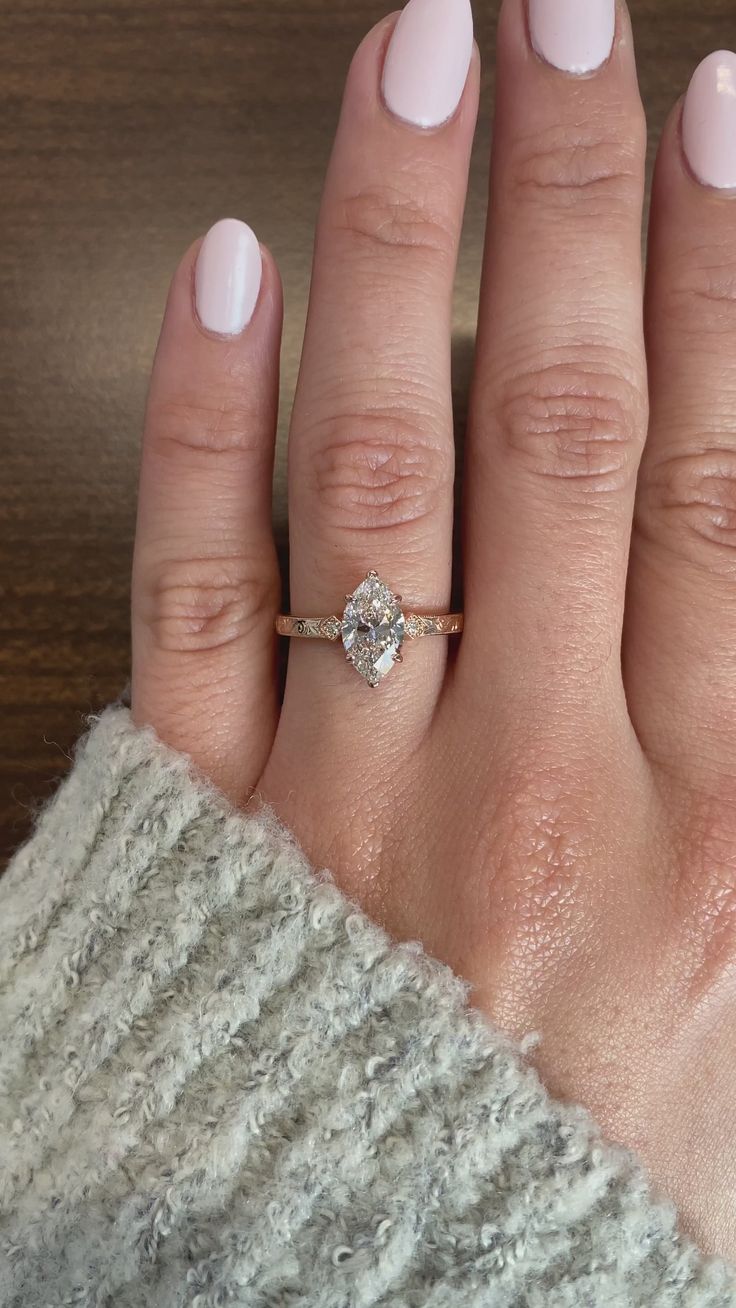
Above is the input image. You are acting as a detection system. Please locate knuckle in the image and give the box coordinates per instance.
[308,410,452,535]
[509,120,644,214]
[337,182,455,259]
[148,390,264,462]
[141,556,274,655]
[498,363,643,493]
[474,762,597,948]
[678,795,736,993]
[666,251,736,340]
[642,447,736,572]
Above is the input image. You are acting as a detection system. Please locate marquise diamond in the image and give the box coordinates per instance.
[342,571,405,687]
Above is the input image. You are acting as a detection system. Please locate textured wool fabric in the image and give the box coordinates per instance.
[0,710,734,1307]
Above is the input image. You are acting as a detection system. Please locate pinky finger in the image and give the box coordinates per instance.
[132,219,283,803]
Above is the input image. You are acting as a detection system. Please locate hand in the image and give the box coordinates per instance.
[130,0,736,1256]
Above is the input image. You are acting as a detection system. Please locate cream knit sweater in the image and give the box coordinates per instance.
[0,708,734,1307]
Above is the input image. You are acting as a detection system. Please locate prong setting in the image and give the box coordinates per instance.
[341,571,406,687]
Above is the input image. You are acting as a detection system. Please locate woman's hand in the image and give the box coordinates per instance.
[131,0,736,1257]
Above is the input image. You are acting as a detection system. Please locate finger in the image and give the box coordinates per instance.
[462,0,647,719]
[132,219,282,802]
[284,0,477,703]
[628,53,736,784]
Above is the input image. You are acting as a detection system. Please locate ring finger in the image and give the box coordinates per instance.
[281,0,478,715]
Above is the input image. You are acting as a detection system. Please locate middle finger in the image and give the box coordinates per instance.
[463,0,648,725]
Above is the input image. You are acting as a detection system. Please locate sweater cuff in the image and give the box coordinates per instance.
[0,707,733,1307]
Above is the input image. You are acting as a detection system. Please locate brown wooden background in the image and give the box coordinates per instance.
[0,0,732,862]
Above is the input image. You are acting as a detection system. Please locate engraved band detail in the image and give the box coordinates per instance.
[275,571,463,687]
[275,613,463,640]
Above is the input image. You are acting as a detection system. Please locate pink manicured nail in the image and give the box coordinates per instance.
[528,0,615,75]
[195,218,262,336]
[382,0,474,130]
[682,52,736,190]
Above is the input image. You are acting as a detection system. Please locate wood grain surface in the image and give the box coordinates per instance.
[0,0,733,862]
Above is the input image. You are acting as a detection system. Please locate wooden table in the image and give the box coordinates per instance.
[0,0,730,862]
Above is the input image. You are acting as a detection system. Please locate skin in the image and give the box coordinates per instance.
[131,0,736,1258]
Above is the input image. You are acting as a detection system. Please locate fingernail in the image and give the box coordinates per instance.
[528,0,615,75]
[382,0,474,130]
[195,218,262,336]
[682,51,736,190]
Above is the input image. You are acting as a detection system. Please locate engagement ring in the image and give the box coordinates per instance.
[276,570,463,687]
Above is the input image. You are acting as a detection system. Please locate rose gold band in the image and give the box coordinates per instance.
[275,613,464,640]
